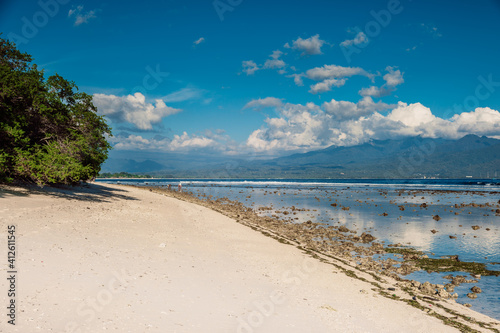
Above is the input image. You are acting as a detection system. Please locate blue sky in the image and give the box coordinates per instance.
[1,0,500,157]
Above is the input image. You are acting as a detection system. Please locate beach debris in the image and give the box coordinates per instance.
[432,215,441,221]
[471,225,480,230]
[471,286,482,293]
[320,305,337,311]
[449,235,457,239]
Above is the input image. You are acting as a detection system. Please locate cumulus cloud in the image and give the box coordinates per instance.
[387,102,435,127]
[264,58,286,69]
[359,66,404,97]
[68,5,96,26]
[264,50,287,70]
[323,97,394,120]
[358,86,392,98]
[309,78,346,94]
[170,132,215,150]
[285,34,325,55]
[242,60,259,75]
[304,64,372,94]
[244,97,283,109]
[93,93,181,130]
[109,129,239,153]
[247,103,329,152]
[383,66,404,87]
[244,99,500,154]
[108,134,168,150]
[306,64,372,81]
[340,32,368,47]
[288,73,305,86]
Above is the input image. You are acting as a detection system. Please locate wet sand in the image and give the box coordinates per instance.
[0,183,498,332]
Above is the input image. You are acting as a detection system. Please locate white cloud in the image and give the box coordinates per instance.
[263,50,287,70]
[309,79,346,94]
[304,64,372,94]
[387,102,435,127]
[383,66,404,87]
[244,99,500,154]
[109,130,239,153]
[170,132,215,150]
[286,34,325,55]
[359,86,392,98]
[242,60,259,75]
[109,134,168,150]
[288,73,305,86]
[93,93,181,130]
[193,37,205,45]
[68,5,96,26]
[450,107,500,137]
[359,66,404,97]
[323,97,394,120]
[264,58,286,69]
[244,97,283,109]
[162,87,204,103]
[306,64,371,81]
[246,103,328,152]
[270,50,283,59]
[340,32,368,47]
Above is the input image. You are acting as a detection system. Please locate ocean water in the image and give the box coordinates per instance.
[97,178,500,319]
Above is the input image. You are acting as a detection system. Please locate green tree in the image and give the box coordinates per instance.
[0,36,112,185]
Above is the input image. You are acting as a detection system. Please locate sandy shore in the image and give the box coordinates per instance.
[0,183,498,332]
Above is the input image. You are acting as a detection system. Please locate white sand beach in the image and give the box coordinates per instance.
[0,183,498,332]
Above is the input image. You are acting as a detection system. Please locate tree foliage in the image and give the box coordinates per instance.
[0,37,112,185]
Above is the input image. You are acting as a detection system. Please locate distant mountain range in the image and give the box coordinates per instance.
[101,135,500,179]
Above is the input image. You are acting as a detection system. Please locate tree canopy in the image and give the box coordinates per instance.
[0,36,112,185]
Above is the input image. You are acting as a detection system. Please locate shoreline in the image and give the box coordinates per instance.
[141,184,500,330]
[0,182,499,332]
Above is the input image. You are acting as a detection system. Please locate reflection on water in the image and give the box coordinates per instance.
[97,178,500,319]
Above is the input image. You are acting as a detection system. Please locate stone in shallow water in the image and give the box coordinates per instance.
[467,293,478,299]
[471,286,482,293]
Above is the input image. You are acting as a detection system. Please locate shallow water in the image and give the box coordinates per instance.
[97,178,500,319]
